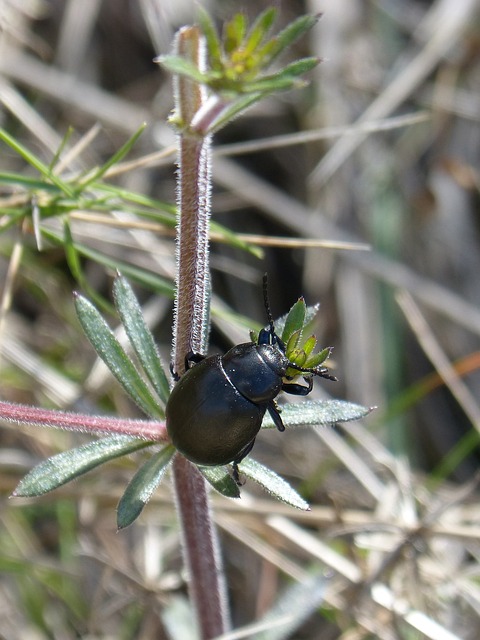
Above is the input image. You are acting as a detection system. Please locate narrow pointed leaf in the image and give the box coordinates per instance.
[282,298,306,343]
[199,465,241,498]
[42,226,174,297]
[241,76,307,94]
[289,350,307,369]
[273,303,319,340]
[0,128,75,197]
[239,458,309,510]
[205,92,263,134]
[263,14,320,66]
[77,123,146,191]
[113,275,170,406]
[286,329,303,355]
[244,7,276,55]
[13,435,150,497]
[302,335,317,357]
[305,346,332,369]
[63,219,83,281]
[117,445,175,529]
[156,55,211,84]
[261,400,373,430]
[275,57,320,79]
[49,127,74,171]
[74,294,163,418]
[244,58,319,93]
[197,5,223,67]
[0,171,62,192]
[224,12,247,54]
[210,219,263,257]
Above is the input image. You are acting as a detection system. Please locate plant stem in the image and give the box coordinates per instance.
[170,26,230,638]
[0,400,167,441]
[172,26,211,374]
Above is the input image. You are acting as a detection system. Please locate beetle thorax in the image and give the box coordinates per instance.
[221,342,287,404]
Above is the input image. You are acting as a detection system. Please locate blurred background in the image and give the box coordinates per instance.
[1,0,480,638]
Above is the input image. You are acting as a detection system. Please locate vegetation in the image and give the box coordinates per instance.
[1,2,479,638]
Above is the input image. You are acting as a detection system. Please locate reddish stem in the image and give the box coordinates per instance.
[0,400,167,441]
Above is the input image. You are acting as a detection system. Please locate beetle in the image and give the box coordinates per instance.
[166,275,336,484]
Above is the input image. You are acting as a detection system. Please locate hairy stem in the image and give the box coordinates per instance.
[0,400,167,441]
[170,26,230,638]
[171,26,211,374]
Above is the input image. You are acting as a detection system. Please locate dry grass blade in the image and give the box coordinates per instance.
[397,290,480,437]
[215,112,430,157]
[213,157,480,337]
[1,2,480,637]
[1,321,81,405]
[55,123,102,174]
[267,516,465,640]
[308,0,479,188]
[0,233,24,338]
[0,79,62,151]
[0,48,149,131]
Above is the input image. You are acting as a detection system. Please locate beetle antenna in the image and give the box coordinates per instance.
[263,273,276,341]
[292,362,337,382]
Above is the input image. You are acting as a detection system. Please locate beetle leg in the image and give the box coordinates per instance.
[267,400,285,432]
[170,352,205,380]
[281,376,313,396]
[169,362,180,382]
[231,437,257,486]
[232,462,243,486]
[185,351,205,369]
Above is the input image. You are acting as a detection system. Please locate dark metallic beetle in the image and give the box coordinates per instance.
[166,276,335,483]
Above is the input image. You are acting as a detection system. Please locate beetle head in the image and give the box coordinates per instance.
[259,273,336,383]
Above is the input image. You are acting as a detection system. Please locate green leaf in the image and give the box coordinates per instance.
[198,465,241,498]
[74,293,163,418]
[49,127,74,171]
[262,14,320,66]
[63,221,116,315]
[90,182,176,215]
[286,329,303,356]
[210,219,263,258]
[239,458,310,510]
[205,92,264,134]
[261,400,373,429]
[0,208,27,233]
[197,5,223,68]
[117,445,175,529]
[282,298,306,343]
[224,12,247,54]
[13,435,150,497]
[274,57,320,80]
[42,227,175,298]
[244,57,319,93]
[76,123,147,191]
[0,171,62,192]
[156,54,211,84]
[113,275,170,406]
[63,218,83,282]
[243,7,277,55]
[302,335,317,357]
[304,346,332,369]
[241,76,306,95]
[272,303,319,340]
[0,128,75,197]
